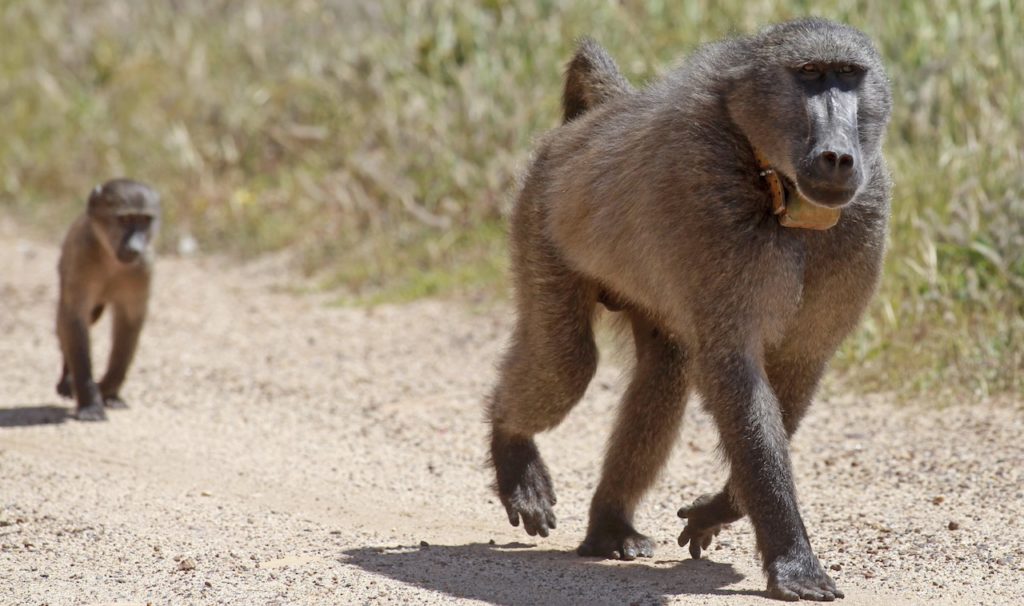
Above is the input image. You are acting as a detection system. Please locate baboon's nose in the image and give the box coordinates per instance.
[815,148,856,181]
[118,250,140,263]
[815,149,856,177]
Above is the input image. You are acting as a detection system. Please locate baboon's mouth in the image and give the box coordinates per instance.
[790,174,859,209]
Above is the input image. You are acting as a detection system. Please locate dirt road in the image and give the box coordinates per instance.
[1,224,1022,605]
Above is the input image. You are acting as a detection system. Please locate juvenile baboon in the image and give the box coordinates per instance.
[487,19,892,601]
[56,179,160,422]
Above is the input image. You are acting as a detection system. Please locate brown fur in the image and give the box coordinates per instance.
[56,179,160,422]
[487,19,892,601]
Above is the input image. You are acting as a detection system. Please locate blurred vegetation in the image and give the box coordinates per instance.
[1,0,1021,397]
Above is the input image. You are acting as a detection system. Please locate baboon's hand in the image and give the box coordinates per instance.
[493,434,558,538]
[578,518,653,560]
[766,550,844,602]
[56,376,73,399]
[500,460,557,538]
[677,491,742,559]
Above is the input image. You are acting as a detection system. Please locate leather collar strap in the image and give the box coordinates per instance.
[753,150,841,230]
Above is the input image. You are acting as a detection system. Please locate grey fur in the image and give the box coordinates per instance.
[487,18,891,602]
[56,178,161,422]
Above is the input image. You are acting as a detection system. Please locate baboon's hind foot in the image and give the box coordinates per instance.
[103,394,129,409]
[767,551,844,602]
[75,401,107,422]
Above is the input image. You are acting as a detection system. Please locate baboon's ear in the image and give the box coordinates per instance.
[87,184,111,215]
[712,63,755,100]
[722,63,754,85]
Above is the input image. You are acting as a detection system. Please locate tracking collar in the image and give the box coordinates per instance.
[754,150,841,230]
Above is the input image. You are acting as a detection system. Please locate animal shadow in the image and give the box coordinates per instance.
[343,542,758,606]
[0,404,69,428]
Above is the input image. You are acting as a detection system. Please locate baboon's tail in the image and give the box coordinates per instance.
[562,38,634,123]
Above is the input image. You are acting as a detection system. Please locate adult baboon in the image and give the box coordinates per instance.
[56,179,161,422]
[487,19,891,601]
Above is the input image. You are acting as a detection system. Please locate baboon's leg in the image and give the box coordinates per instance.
[58,308,105,421]
[99,302,146,409]
[768,351,831,436]
[56,304,105,399]
[697,349,839,601]
[678,350,829,559]
[489,257,599,539]
[578,311,687,560]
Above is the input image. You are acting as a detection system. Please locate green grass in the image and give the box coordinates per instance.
[1,0,1021,397]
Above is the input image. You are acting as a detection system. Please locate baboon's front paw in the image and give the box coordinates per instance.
[677,492,742,559]
[578,520,653,561]
[103,395,129,409]
[677,519,725,560]
[500,463,557,538]
[493,434,557,538]
[56,377,73,399]
[75,400,108,422]
[766,552,843,602]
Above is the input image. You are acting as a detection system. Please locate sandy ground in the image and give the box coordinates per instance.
[1,223,1022,606]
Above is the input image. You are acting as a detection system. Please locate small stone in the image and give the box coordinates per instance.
[178,558,196,571]
[830,563,842,571]
[419,540,429,548]
[948,521,960,531]
[932,496,945,505]
[488,539,496,545]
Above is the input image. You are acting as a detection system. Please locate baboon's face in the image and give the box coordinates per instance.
[729,22,892,208]
[784,61,870,207]
[88,180,161,264]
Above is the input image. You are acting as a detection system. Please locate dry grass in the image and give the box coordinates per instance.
[1,0,1020,396]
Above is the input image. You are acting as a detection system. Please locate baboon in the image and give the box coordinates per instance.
[56,179,160,422]
[487,19,892,601]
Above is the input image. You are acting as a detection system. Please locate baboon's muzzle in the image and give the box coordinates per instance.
[797,87,864,208]
[117,230,148,263]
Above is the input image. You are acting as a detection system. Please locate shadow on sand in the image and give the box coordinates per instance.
[343,542,761,606]
[0,404,69,428]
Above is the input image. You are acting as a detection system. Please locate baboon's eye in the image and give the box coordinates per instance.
[797,63,822,79]
[119,215,152,231]
[837,64,862,78]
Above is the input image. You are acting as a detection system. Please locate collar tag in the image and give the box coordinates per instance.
[754,151,841,230]
[778,196,841,230]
